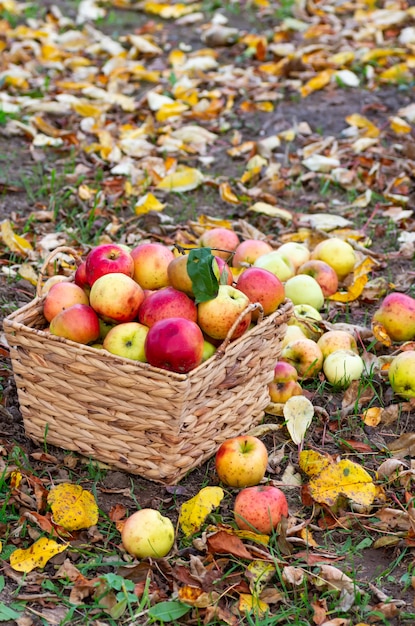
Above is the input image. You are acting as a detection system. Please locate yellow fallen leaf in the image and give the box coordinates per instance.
[379,63,411,83]
[248,202,292,221]
[299,450,379,508]
[10,537,67,573]
[135,192,165,215]
[389,116,412,134]
[155,102,189,122]
[239,593,269,617]
[345,113,380,138]
[143,1,200,18]
[247,561,275,595]
[219,182,240,204]
[283,396,314,446]
[300,70,333,98]
[17,263,38,286]
[47,483,99,531]
[156,166,204,192]
[0,220,33,256]
[329,257,376,303]
[372,320,393,347]
[179,486,224,537]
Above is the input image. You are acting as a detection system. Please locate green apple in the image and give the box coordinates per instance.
[103,322,149,361]
[388,350,415,398]
[323,349,364,388]
[284,275,325,311]
[121,509,175,558]
[202,339,217,362]
[288,303,323,341]
[253,251,295,282]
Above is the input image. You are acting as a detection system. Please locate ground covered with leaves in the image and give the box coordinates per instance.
[2,0,415,624]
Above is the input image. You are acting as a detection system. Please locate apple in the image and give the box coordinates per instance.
[268,360,302,403]
[288,304,323,342]
[131,242,175,290]
[236,267,285,319]
[232,239,273,268]
[253,251,295,282]
[85,243,134,286]
[372,292,415,342]
[40,275,73,296]
[98,318,115,341]
[281,325,306,349]
[215,435,268,488]
[74,261,90,292]
[273,360,299,382]
[168,254,232,297]
[138,286,197,327]
[89,273,144,323]
[296,259,339,297]
[103,322,149,361]
[280,337,323,379]
[199,227,240,261]
[197,285,251,341]
[144,317,204,373]
[202,339,217,362]
[212,256,234,286]
[121,508,175,559]
[323,349,364,388]
[311,238,356,281]
[49,304,100,344]
[388,350,415,398]
[233,485,289,534]
[43,282,90,323]
[276,242,310,272]
[284,275,325,311]
[317,330,358,359]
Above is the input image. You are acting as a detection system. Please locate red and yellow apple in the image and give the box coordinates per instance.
[138,286,197,327]
[199,227,239,261]
[236,267,285,319]
[311,238,356,281]
[85,243,134,286]
[296,259,339,297]
[215,435,268,487]
[103,322,149,361]
[43,281,90,323]
[131,242,174,290]
[121,508,175,558]
[280,337,323,379]
[268,361,302,403]
[232,239,273,268]
[372,292,415,342]
[317,329,358,358]
[197,285,251,341]
[233,485,289,534]
[89,273,144,323]
[49,304,100,344]
[144,317,204,373]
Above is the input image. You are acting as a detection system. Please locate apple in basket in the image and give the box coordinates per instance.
[138,286,197,327]
[121,508,175,559]
[89,273,144,323]
[232,239,273,268]
[197,285,251,341]
[236,267,285,319]
[233,485,289,534]
[145,317,205,374]
[85,243,134,286]
[131,242,175,290]
[199,227,240,261]
[167,255,233,298]
[103,322,149,361]
[43,282,89,323]
[215,435,268,487]
[49,304,100,344]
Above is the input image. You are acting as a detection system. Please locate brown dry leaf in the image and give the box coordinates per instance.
[372,321,393,347]
[388,433,415,458]
[10,537,67,573]
[207,530,253,560]
[219,182,240,204]
[47,483,99,531]
[179,486,224,537]
[313,564,355,593]
[178,585,220,608]
[362,407,382,426]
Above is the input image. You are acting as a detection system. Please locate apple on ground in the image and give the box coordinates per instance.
[43,282,90,323]
[281,325,306,349]
[388,350,415,398]
[215,435,268,488]
[284,274,325,311]
[131,242,175,290]
[311,237,356,281]
[268,361,302,403]
[103,322,149,361]
[296,259,339,297]
[323,349,364,388]
[317,329,358,358]
[276,242,310,272]
[372,292,415,342]
[280,337,323,379]
[233,485,289,534]
[138,286,197,327]
[49,304,100,344]
[144,317,204,373]
[236,267,285,319]
[89,273,144,323]
[253,251,295,282]
[199,227,240,261]
[197,285,251,341]
[121,508,175,559]
[288,304,323,342]
[232,239,273,268]
[85,243,134,286]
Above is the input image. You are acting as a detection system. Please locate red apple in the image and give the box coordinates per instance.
[43,282,90,323]
[49,304,100,344]
[74,261,90,292]
[280,337,323,379]
[372,292,415,342]
[268,361,303,403]
[296,259,339,297]
[85,243,134,286]
[234,485,289,534]
[215,435,268,488]
[197,285,251,341]
[236,267,285,319]
[131,242,175,290]
[199,227,240,261]
[89,273,144,323]
[144,317,204,373]
[232,239,274,268]
[138,286,197,327]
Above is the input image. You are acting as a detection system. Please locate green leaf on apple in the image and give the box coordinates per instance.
[187,248,219,304]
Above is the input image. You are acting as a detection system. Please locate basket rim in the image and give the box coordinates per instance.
[3,295,293,381]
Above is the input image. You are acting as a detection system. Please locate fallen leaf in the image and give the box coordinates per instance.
[156,166,204,192]
[283,396,314,445]
[47,483,99,531]
[179,486,224,537]
[10,537,67,573]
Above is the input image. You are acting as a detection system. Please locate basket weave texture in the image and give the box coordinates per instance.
[4,287,293,484]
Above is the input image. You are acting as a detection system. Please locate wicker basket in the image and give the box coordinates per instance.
[3,248,293,484]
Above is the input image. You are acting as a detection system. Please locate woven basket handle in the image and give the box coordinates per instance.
[216,301,264,357]
[36,246,83,298]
